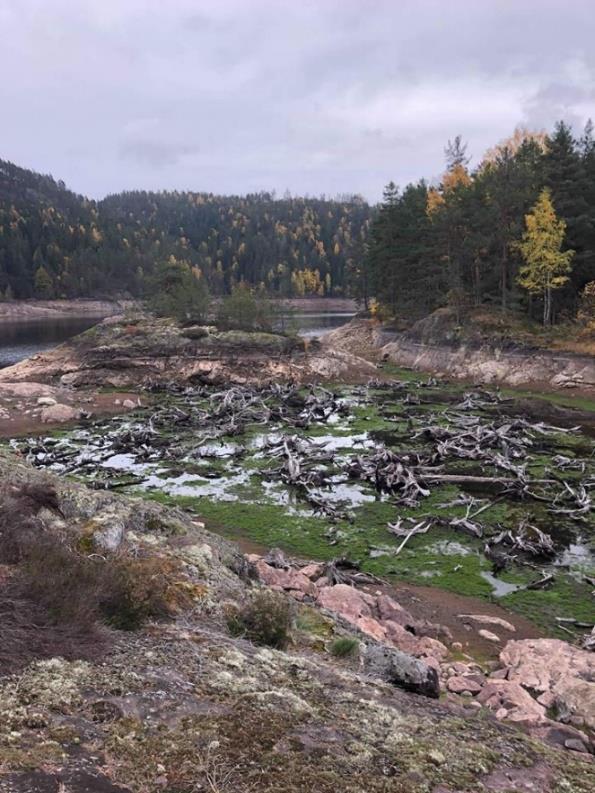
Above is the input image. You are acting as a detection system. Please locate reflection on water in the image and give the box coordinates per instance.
[0,317,99,368]
[277,312,355,338]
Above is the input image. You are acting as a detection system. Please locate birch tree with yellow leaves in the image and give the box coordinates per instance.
[517,188,574,326]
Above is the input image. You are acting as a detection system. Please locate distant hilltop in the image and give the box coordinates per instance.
[0,157,370,301]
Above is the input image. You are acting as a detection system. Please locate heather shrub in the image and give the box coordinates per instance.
[0,480,181,672]
[330,636,360,658]
[226,590,292,649]
[102,554,184,630]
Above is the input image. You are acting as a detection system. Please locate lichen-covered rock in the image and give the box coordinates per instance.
[363,642,440,698]
[0,313,376,388]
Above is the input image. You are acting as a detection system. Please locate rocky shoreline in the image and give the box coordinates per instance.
[0,313,376,390]
[325,317,595,394]
[0,298,128,323]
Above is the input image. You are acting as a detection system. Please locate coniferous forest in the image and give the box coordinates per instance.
[0,161,370,301]
[360,121,595,326]
[1,120,595,327]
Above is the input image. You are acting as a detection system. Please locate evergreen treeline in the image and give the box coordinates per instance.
[361,121,595,324]
[0,159,370,300]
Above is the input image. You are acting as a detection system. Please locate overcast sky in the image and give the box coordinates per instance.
[1,0,593,202]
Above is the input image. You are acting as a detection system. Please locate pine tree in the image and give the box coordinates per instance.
[34,266,55,298]
[517,188,574,325]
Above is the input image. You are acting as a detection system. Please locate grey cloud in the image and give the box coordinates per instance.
[119,140,200,167]
[1,0,594,202]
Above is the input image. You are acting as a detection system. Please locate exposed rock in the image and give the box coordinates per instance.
[0,381,58,398]
[1,450,594,788]
[36,396,57,406]
[363,642,440,698]
[564,738,589,753]
[446,675,483,695]
[325,316,595,393]
[0,313,377,388]
[255,560,316,597]
[477,680,548,726]
[458,613,516,633]
[479,629,501,643]
[355,616,387,642]
[499,638,595,731]
[377,594,413,627]
[40,403,81,423]
[83,511,126,552]
[300,562,324,580]
[316,583,375,621]
[249,569,453,663]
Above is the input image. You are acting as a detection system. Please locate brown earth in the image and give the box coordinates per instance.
[0,385,142,438]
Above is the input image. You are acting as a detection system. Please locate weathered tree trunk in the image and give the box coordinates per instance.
[543,286,552,326]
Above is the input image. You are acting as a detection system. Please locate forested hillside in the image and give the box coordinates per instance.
[3,119,595,327]
[0,159,370,300]
[360,121,595,325]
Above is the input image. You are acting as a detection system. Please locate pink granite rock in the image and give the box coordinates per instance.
[316,584,374,622]
[300,563,324,580]
[477,680,548,726]
[447,676,483,695]
[254,560,316,596]
[355,616,387,641]
[376,594,413,626]
[500,638,595,731]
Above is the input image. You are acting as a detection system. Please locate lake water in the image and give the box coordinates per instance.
[0,317,100,369]
[0,311,354,369]
[276,311,355,338]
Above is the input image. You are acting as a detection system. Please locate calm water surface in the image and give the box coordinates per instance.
[0,311,354,369]
[277,311,355,338]
[0,317,99,368]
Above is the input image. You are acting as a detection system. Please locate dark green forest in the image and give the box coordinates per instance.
[0,160,370,300]
[2,120,594,327]
[359,121,595,325]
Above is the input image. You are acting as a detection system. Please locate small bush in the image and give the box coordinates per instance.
[148,258,210,324]
[216,284,275,332]
[0,481,62,564]
[101,554,184,630]
[226,590,292,649]
[19,536,180,632]
[19,534,108,626]
[330,637,360,658]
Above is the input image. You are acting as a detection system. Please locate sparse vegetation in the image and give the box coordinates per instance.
[329,636,360,658]
[0,480,179,672]
[216,283,276,332]
[226,590,293,649]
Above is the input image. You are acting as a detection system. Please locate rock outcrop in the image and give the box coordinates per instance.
[247,550,595,754]
[497,638,595,731]
[0,314,377,389]
[325,316,595,393]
